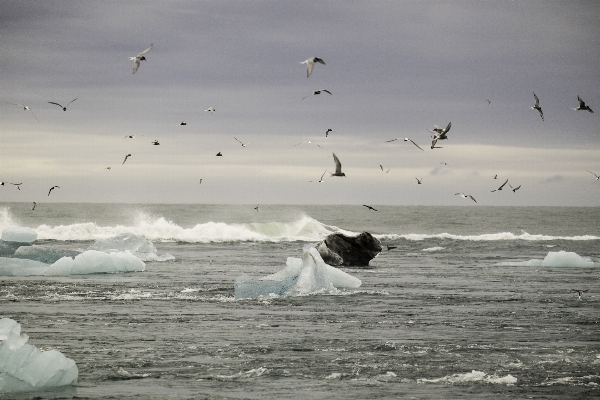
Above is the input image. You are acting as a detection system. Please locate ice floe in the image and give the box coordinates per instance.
[234,247,361,299]
[0,318,78,393]
[1,227,37,243]
[45,250,145,276]
[499,251,597,267]
[13,245,82,264]
[88,233,174,262]
[0,258,48,276]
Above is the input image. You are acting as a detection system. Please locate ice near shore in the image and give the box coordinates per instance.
[235,247,361,299]
[499,250,598,267]
[0,318,78,393]
[1,227,37,243]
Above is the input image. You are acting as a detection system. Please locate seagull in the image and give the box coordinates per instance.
[180,121,187,126]
[47,186,60,196]
[511,184,521,193]
[455,192,477,203]
[486,99,491,105]
[378,164,390,173]
[31,202,36,211]
[130,44,153,74]
[12,103,39,122]
[572,96,593,113]
[531,92,544,121]
[1,181,22,188]
[300,57,326,78]
[330,153,346,177]
[325,129,332,137]
[205,107,215,113]
[309,170,327,182]
[429,122,451,149]
[234,137,251,147]
[48,98,77,111]
[105,167,111,170]
[416,177,422,184]
[493,174,497,179]
[122,154,132,165]
[363,204,378,211]
[572,289,589,300]
[385,137,424,151]
[295,140,324,150]
[216,152,222,156]
[302,89,332,100]
[585,170,599,180]
[199,179,202,184]
[386,245,397,251]
[491,179,509,192]
[151,140,160,145]
[254,205,260,212]
[125,135,136,139]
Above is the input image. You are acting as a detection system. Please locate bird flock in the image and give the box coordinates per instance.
[3,44,597,211]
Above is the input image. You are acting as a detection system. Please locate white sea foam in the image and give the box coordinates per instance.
[418,370,517,385]
[422,246,446,252]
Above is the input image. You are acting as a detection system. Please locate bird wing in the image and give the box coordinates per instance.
[444,122,451,133]
[322,90,332,95]
[305,59,314,77]
[468,195,477,203]
[48,102,64,108]
[533,92,540,107]
[132,58,141,74]
[137,44,153,57]
[332,153,342,174]
[234,137,243,145]
[578,96,584,107]
[512,185,521,191]
[431,138,438,149]
[498,179,508,189]
[586,170,599,178]
[320,170,327,180]
[67,98,78,107]
[385,138,399,142]
[407,138,424,151]
[314,58,326,65]
[538,108,544,120]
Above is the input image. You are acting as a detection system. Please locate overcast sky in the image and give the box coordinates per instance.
[1,1,599,206]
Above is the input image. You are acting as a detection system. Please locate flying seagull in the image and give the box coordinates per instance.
[325,129,332,137]
[105,167,111,170]
[295,140,324,150]
[572,289,589,300]
[125,135,136,139]
[151,140,160,145]
[180,121,187,126]
[572,96,593,113]
[493,174,497,179]
[491,179,509,192]
[309,170,327,183]
[429,122,451,149]
[48,98,77,111]
[378,164,390,173]
[234,137,251,147]
[31,202,36,211]
[216,152,222,156]
[130,44,153,74]
[531,92,544,121]
[300,57,326,78]
[205,107,215,113]
[12,103,39,122]
[302,89,332,100]
[330,153,346,177]
[385,137,424,151]
[586,170,599,180]
[416,177,422,184]
[486,99,491,105]
[122,154,132,165]
[511,184,521,193]
[254,205,260,212]
[199,179,202,184]
[455,192,477,203]
[1,181,22,188]
[363,204,378,211]
[47,186,60,196]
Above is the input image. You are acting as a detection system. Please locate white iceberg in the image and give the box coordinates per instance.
[499,251,597,268]
[13,245,81,264]
[0,318,78,393]
[45,250,145,276]
[0,257,48,276]
[88,233,174,262]
[1,227,37,243]
[235,247,361,299]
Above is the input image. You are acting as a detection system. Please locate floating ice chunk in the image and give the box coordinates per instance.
[499,251,597,267]
[44,250,145,276]
[0,257,48,276]
[0,241,23,257]
[235,247,361,299]
[0,318,78,393]
[13,245,82,264]
[88,233,174,262]
[1,227,37,243]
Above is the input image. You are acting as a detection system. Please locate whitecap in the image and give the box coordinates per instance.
[418,370,517,385]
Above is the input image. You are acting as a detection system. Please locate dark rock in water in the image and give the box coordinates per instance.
[13,245,82,264]
[317,232,382,267]
[0,240,28,257]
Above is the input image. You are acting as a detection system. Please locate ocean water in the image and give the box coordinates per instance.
[1,203,599,399]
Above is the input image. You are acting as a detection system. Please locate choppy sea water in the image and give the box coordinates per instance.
[1,204,599,399]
